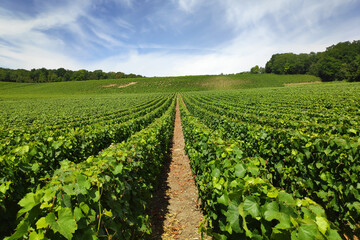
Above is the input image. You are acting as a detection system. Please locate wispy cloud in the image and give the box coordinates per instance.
[176,0,204,13]
[0,0,359,75]
[0,0,135,69]
[0,0,91,68]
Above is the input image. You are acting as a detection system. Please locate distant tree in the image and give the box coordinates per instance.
[325,41,360,63]
[30,69,39,82]
[0,68,10,81]
[0,67,144,83]
[63,71,71,81]
[266,52,320,74]
[38,72,47,82]
[16,69,31,82]
[265,40,360,81]
[9,70,18,82]
[313,56,343,81]
[127,73,137,78]
[72,70,86,81]
[48,71,58,82]
[259,67,265,74]
[93,70,104,80]
[56,68,67,78]
[107,72,116,79]
[115,72,124,79]
[266,53,300,74]
[250,65,260,74]
[311,41,360,81]
[344,55,360,82]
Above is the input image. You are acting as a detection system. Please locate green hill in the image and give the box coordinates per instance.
[0,74,320,99]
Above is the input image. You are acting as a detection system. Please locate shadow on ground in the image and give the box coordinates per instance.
[148,149,172,239]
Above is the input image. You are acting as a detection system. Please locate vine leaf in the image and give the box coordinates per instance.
[243,196,261,219]
[46,208,77,240]
[298,223,317,240]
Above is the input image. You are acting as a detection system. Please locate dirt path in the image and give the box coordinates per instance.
[150,96,205,239]
[283,81,322,86]
[118,81,137,88]
[102,82,137,88]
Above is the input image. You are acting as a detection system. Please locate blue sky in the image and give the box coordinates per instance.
[0,0,360,76]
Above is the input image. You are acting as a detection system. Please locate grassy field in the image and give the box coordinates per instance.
[0,73,320,98]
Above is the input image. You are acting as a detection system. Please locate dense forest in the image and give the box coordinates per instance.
[0,68,143,83]
[265,40,360,81]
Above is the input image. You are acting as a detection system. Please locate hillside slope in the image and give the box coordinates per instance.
[0,74,320,98]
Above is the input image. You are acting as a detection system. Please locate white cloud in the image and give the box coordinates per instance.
[89,36,271,77]
[0,1,88,47]
[86,16,128,47]
[0,0,359,76]
[0,0,136,69]
[93,7,360,78]
[114,17,134,32]
[0,40,81,70]
[222,0,288,28]
[177,0,203,13]
[222,0,355,29]
[0,1,88,36]
[0,1,91,69]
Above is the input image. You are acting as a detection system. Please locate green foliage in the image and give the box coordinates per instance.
[250,65,260,74]
[179,98,342,239]
[0,94,161,127]
[1,70,358,239]
[311,55,343,82]
[265,40,360,82]
[0,74,320,98]
[181,82,360,236]
[344,55,360,82]
[0,67,143,83]
[0,95,174,237]
[5,97,176,239]
[265,53,316,74]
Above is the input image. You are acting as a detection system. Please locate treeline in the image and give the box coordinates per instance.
[265,40,360,81]
[0,68,143,83]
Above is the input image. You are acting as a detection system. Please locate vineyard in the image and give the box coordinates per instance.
[0,79,359,239]
[0,94,176,239]
[180,83,360,239]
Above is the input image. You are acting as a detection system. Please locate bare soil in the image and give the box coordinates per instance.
[149,96,206,240]
[102,82,137,88]
[102,83,117,87]
[117,82,137,88]
[284,81,322,86]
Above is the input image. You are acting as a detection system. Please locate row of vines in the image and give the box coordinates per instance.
[180,83,360,239]
[1,94,176,239]
[1,82,359,239]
